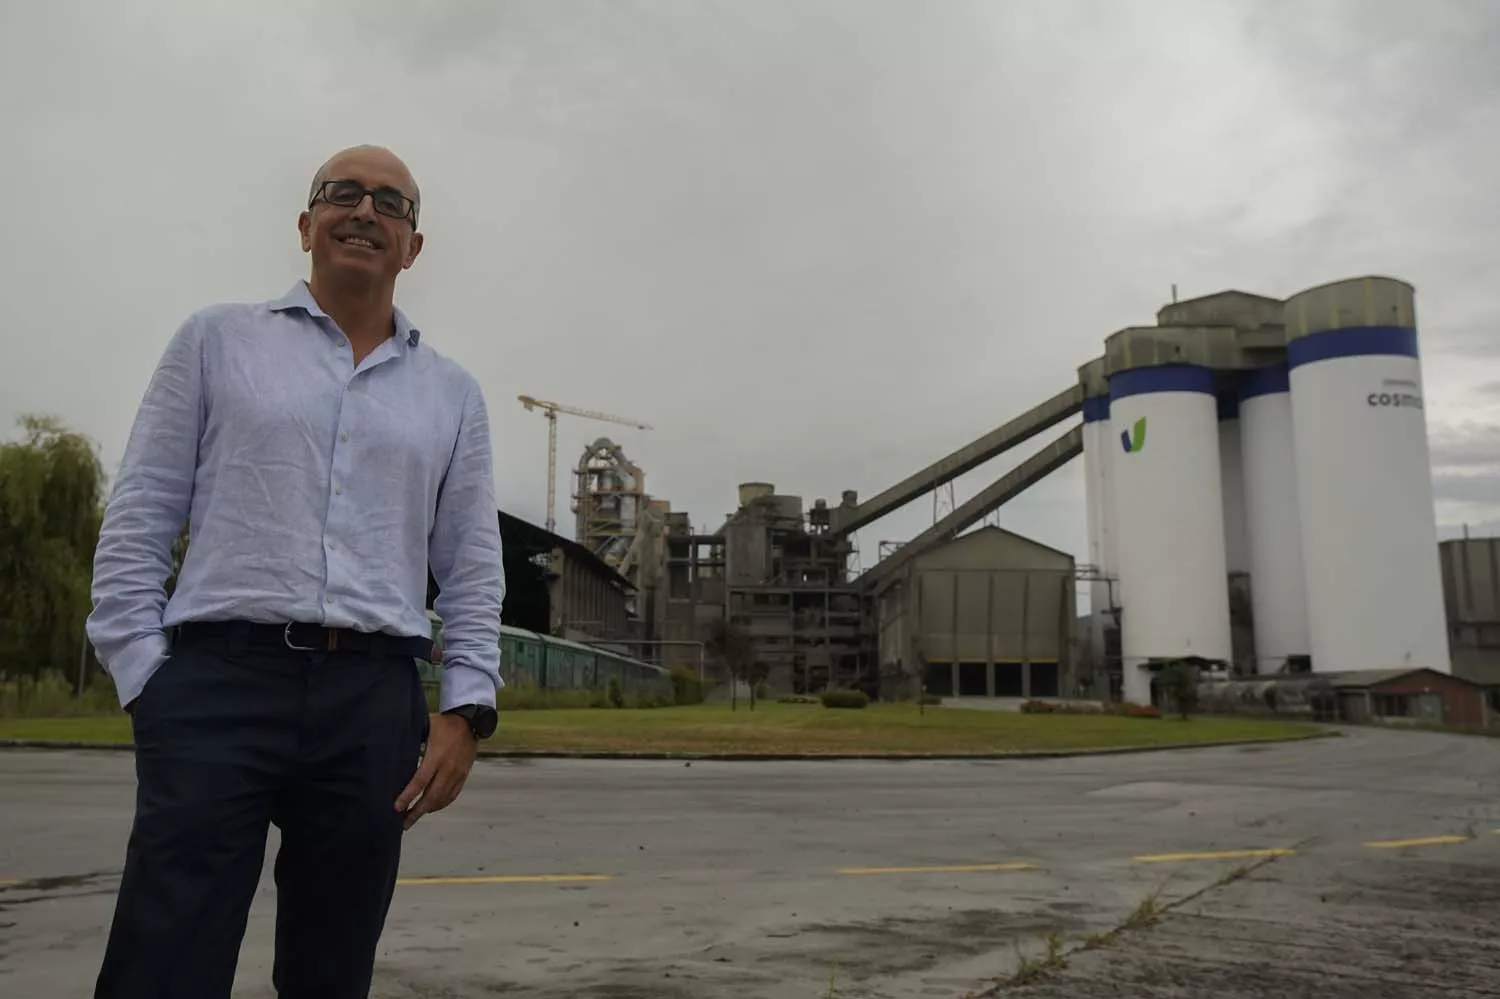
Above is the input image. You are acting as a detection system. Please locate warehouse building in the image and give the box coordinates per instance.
[427,510,633,643]
[873,527,1076,700]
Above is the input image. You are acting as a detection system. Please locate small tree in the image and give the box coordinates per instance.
[0,415,106,683]
[706,617,756,712]
[1157,659,1200,720]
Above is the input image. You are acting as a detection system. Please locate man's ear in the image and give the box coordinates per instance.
[298,211,312,253]
[403,231,424,270]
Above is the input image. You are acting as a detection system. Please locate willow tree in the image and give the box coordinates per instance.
[0,415,106,680]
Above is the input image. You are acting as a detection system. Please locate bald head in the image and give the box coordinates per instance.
[298,143,425,293]
[307,145,421,220]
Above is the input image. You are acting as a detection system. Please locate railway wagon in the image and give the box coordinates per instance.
[418,616,673,700]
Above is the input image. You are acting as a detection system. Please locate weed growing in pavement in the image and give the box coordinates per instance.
[977,847,1305,994]
[1123,890,1164,930]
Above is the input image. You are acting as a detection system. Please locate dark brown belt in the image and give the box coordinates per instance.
[172,620,436,660]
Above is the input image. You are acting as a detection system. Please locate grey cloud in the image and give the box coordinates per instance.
[1430,422,1500,472]
[1429,419,1500,522]
[1431,471,1500,507]
[2,0,1499,568]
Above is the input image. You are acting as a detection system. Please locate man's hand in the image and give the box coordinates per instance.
[395,713,479,831]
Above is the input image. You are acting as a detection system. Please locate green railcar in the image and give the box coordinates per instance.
[418,614,672,700]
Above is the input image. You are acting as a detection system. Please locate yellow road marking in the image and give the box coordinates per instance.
[1133,848,1295,864]
[1363,835,1471,850]
[837,862,1039,876]
[396,874,614,886]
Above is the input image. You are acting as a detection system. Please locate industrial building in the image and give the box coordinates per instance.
[428,510,634,643]
[568,417,1083,695]
[1196,668,1491,728]
[873,527,1076,700]
[638,484,866,693]
[1440,536,1500,692]
[545,272,1462,708]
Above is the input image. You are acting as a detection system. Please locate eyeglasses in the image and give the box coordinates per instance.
[309,179,418,226]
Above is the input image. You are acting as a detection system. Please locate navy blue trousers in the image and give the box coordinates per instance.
[94,628,430,999]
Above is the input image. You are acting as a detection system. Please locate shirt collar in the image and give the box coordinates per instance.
[268,280,422,348]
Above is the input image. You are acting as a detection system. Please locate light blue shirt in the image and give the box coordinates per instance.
[87,281,505,712]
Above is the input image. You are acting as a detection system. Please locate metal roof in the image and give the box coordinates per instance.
[1318,668,1480,690]
[497,509,633,591]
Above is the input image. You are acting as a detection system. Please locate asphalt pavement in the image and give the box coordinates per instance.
[3,726,1499,997]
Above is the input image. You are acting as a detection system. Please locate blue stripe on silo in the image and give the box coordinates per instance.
[1286,326,1419,370]
[1082,396,1110,423]
[1108,363,1217,401]
[1238,363,1290,400]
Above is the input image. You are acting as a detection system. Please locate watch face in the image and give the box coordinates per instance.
[473,707,498,739]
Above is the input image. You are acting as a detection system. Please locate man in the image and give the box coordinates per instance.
[86,145,505,999]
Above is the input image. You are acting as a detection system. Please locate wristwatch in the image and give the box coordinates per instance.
[443,703,498,740]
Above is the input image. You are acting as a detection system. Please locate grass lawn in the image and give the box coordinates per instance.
[0,703,1324,756]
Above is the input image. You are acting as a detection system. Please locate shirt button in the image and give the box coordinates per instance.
[335,486,343,495]
[327,541,336,551]
[340,431,349,442]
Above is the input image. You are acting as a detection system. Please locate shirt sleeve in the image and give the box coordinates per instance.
[86,317,206,708]
[428,377,505,712]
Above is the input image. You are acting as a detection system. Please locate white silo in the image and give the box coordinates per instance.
[1237,364,1310,670]
[1109,362,1233,704]
[1285,276,1450,673]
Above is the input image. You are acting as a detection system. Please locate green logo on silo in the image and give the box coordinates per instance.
[1120,417,1147,454]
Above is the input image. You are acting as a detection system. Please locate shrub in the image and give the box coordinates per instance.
[627,689,676,709]
[606,677,625,709]
[820,689,869,710]
[1118,703,1161,719]
[669,667,707,706]
[1156,660,1200,719]
[0,670,122,718]
[777,694,820,705]
[919,694,943,706]
[1098,700,1160,719]
[494,685,600,711]
[1018,699,1161,719]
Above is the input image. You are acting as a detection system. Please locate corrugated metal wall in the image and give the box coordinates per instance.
[1440,538,1500,685]
[876,527,1077,697]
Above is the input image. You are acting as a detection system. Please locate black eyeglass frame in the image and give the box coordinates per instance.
[308,179,420,227]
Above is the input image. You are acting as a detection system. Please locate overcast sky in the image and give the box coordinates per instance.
[3,0,1498,579]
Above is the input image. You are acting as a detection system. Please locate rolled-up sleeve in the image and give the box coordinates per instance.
[428,378,505,712]
[87,318,206,708]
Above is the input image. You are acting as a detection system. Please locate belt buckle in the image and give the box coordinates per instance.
[283,623,317,652]
[326,629,340,652]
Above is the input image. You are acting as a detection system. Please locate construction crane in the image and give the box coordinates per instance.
[517,394,652,534]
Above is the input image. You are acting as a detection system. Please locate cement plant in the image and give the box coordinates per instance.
[513,274,1500,728]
